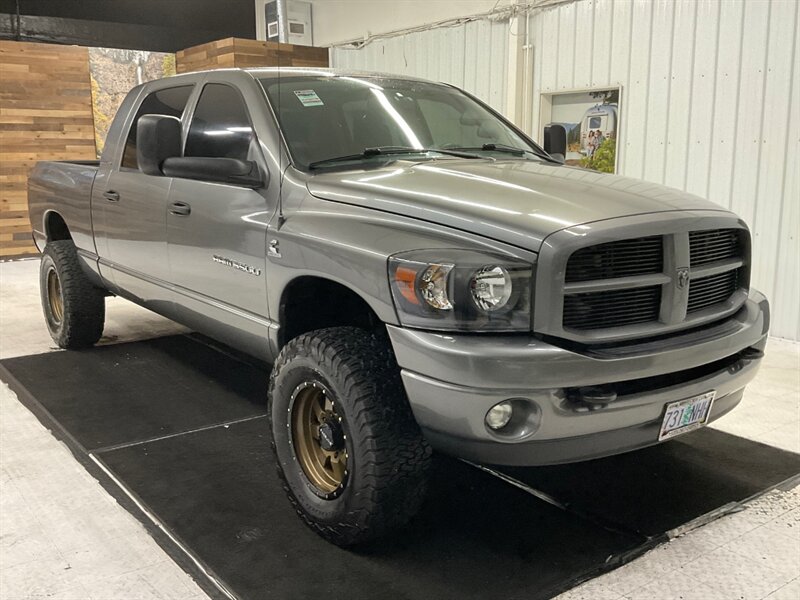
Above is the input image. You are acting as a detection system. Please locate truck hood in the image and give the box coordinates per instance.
[306,159,727,251]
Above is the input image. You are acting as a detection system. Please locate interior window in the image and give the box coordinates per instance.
[121,85,193,170]
[416,99,515,149]
[185,84,254,161]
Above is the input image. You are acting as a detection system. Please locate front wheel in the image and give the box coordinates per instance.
[39,240,105,349]
[268,326,431,546]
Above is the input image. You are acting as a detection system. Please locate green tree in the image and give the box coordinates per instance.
[580,137,616,173]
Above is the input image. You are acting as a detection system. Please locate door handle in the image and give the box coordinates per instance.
[103,190,120,202]
[169,201,191,216]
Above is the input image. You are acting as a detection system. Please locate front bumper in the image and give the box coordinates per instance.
[389,290,770,466]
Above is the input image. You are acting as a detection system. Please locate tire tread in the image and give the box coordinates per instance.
[268,326,431,546]
[41,240,105,348]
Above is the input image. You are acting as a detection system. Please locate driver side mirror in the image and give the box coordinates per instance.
[161,156,264,188]
[543,124,567,164]
[136,114,264,188]
[137,114,182,177]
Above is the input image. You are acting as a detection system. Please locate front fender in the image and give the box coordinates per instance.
[265,189,538,356]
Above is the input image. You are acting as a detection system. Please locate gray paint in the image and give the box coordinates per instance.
[307,159,726,253]
[27,68,770,466]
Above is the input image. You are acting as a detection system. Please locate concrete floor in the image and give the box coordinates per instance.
[1,258,798,600]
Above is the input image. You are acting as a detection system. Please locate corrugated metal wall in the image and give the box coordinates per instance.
[330,18,510,113]
[530,0,799,340]
[327,0,798,340]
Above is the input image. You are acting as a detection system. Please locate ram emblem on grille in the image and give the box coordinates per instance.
[677,268,690,289]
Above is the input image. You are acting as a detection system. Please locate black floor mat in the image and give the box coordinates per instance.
[98,418,639,600]
[2,334,798,600]
[1,335,268,451]
[499,428,800,538]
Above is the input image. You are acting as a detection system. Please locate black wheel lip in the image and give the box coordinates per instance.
[287,378,350,501]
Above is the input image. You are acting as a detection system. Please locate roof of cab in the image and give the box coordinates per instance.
[245,67,434,83]
[155,66,438,85]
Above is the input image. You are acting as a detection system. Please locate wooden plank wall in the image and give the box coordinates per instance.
[176,37,328,73]
[0,41,96,259]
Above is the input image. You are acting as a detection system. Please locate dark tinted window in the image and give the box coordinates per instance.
[121,85,193,169]
[185,84,254,161]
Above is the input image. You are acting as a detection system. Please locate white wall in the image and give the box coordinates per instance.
[310,0,510,46]
[529,0,799,340]
[324,0,799,340]
[331,17,511,113]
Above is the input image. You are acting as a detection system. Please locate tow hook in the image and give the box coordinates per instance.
[740,347,765,361]
[568,385,618,408]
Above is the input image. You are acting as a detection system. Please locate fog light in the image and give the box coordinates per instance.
[485,401,513,430]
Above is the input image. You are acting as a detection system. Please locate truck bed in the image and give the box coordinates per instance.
[27,160,100,255]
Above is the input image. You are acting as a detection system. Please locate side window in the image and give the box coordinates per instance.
[184,84,254,161]
[121,85,193,170]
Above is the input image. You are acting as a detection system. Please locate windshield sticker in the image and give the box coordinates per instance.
[294,89,324,107]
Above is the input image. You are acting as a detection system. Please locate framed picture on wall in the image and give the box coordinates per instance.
[540,88,621,173]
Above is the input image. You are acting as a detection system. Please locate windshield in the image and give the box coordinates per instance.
[259,75,543,170]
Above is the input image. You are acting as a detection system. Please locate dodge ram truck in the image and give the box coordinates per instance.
[27,68,770,546]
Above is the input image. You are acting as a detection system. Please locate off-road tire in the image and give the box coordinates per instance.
[268,326,431,546]
[39,240,105,349]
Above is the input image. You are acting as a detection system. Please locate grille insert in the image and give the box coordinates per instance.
[688,269,740,313]
[690,229,742,266]
[565,236,663,282]
[563,286,662,330]
[558,228,746,333]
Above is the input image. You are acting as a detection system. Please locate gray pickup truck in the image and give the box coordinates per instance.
[28,68,769,545]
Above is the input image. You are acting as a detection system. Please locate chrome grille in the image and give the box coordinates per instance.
[563,286,662,330]
[690,229,741,266]
[688,269,740,313]
[565,236,663,282]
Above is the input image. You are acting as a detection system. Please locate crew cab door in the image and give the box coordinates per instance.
[93,84,195,305]
[166,79,277,359]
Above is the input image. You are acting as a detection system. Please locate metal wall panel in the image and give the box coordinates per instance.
[530,0,800,340]
[329,18,510,112]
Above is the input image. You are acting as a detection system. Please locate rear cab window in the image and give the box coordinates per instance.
[121,85,194,170]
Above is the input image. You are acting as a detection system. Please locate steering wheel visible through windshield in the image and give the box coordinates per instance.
[259,74,546,170]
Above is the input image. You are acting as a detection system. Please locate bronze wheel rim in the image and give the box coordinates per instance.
[47,267,64,325]
[290,381,348,498]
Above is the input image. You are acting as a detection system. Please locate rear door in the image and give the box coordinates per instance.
[166,77,276,358]
[93,84,195,304]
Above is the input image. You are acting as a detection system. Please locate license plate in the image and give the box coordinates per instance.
[658,391,716,441]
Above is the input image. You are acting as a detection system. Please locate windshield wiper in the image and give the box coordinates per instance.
[449,143,559,163]
[447,143,534,157]
[308,146,480,169]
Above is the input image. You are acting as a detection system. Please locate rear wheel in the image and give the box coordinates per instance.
[268,326,431,546]
[39,240,105,349]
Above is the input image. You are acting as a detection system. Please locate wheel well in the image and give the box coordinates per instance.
[279,277,382,347]
[45,212,72,242]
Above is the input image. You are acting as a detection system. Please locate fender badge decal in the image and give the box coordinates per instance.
[212,255,262,276]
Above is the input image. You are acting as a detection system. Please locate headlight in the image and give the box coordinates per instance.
[389,249,533,332]
[471,265,513,311]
